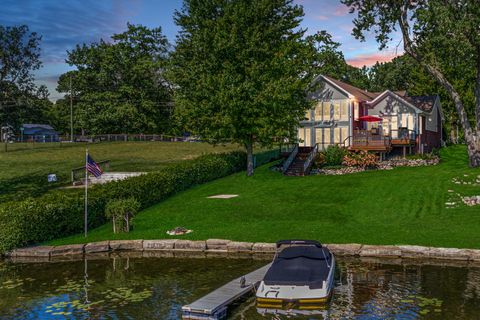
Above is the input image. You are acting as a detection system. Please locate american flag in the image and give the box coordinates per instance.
[86,154,103,177]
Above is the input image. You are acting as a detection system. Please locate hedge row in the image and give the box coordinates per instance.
[0,151,246,254]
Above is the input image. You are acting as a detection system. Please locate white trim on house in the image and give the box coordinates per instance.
[316,75,355,99]
[367,90,426,114]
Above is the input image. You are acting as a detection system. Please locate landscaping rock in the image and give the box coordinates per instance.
[427,247,470,260]
[85,241,110,253]
[465,249,480,261]
[325,244,362,256]
[143,239,177,250]
[227,241,253,253]
[174,240,206,251]
[398,245,431,258]
[174,250,206,259]
[206,239,231,251]
[11,246,53,257]
[109,240,143,251]
[50,244,85,256]
[252,242,276,253]
[359,245,401,257]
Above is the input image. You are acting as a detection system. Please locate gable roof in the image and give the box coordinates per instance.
[322,75,377,101]
[404,95,437,113]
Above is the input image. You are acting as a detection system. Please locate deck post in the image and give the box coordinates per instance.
[403,146,406,158]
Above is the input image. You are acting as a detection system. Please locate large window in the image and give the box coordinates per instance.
[323,128,331,146]
[340,101,349,121]
[314,102,322,121]
[323,102,331,120]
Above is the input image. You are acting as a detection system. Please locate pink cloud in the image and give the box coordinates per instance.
[334,4,350,16]
[313,14,329,20]
[346,52,399,67]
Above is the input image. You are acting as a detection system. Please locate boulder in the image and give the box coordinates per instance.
[85,241,110,253]
[252,242,276,253]
[227,241,253,253]
[359,245,401,257]
[109,240,143,251]
[465,249,480,261]
[206,239,231,251]
[427,247,470,261]
[11,246,53,257]
[325,244,362,256]
[143,239,177,250]
[50,244,85,256]
[398,245,431,259]
[174,240,206,251]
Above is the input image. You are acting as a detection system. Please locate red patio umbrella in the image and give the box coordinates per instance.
[358,115,383,122]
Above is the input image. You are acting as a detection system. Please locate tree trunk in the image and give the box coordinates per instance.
[245,142,254,176]
[112,216,116,233]
[467,135,480,167]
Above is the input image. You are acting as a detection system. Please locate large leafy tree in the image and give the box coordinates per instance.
[169,0,329,175]
[341,0,480,166]
[0,25,46,130]
[57,24,172,134]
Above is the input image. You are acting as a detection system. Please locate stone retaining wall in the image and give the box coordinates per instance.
[4,240,480,264]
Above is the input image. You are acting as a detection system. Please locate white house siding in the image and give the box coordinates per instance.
[299,81,351,148]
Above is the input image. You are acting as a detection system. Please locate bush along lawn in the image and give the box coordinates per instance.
[49,145,480,250]
[0,152,247,254]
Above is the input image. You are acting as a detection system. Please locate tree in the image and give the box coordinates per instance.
[57,24,173,134]
[169,0,325,175]
[341,0,480,166]
[0,25,43,130]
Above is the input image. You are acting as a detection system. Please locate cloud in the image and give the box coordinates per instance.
[346,52,399,67]
[334,4,350,16]
[313,15,329,21]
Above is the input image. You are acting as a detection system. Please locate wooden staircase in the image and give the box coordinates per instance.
[284,146,314,176]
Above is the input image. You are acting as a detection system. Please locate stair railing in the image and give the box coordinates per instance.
[282,144,298,173]
[303,143,319,173]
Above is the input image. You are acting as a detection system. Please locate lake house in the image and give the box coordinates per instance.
[283,75,443,175]
[299,75,443,155]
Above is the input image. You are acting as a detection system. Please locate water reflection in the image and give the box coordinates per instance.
[0,255,479,319]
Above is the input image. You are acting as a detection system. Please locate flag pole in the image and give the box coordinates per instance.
[84,147,88,238]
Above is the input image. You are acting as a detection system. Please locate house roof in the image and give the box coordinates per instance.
[322,75,377,101]
[22,124,55,130]
[403,95,437,113]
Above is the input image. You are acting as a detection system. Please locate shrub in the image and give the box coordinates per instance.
[0,151,246,254]
[105,198,140,233]
[343,151,378,168]
[320,145,347,166]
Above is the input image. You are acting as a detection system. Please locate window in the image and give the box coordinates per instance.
[323,102,331,120]
[333,102,341,121]
[304,128,311,146]
[341,127,348,145]
[340,101,349,121]
[323,128,331,146]
[314,103,322,121]
[315,128,323,144]
[353,102,359,120]
[304,109,311,121]
[298,128,305,143]
[333,127,341,143]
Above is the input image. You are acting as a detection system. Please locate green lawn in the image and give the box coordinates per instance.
[50,145,480,249]
[0,142,238,202]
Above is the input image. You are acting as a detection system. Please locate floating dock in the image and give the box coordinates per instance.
[182,264,270,320]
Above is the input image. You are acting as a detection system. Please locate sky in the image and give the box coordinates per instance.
[0,0,402,101]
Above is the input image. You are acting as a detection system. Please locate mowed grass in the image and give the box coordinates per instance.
[51,145,480,249]
[0,142,238,202]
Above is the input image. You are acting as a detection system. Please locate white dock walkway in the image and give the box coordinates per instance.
[182,263,270,320]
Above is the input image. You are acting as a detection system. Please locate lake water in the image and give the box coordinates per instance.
[0,255,479,319]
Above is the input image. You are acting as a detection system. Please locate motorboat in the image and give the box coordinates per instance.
[256,240,335,307]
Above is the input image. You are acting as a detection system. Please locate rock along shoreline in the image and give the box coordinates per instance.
[3,239,480,265]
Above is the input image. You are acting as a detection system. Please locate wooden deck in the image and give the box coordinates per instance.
[182,264,271,319]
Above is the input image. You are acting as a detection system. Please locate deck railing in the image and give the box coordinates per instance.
[303,143,318,173]
[350,130,391,149]
[282,144,298,173]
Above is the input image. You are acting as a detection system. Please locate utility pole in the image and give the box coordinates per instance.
[70,75,74,142]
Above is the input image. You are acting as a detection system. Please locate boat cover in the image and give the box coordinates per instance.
[263,246,332,289]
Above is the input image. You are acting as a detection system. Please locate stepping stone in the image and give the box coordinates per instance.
[207,194,238,199]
